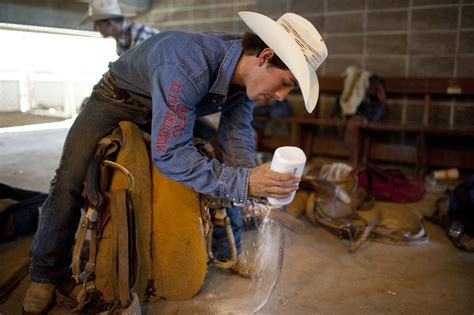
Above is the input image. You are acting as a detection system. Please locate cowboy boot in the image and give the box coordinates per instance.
[22,282,56,315]
[230,255,256,279]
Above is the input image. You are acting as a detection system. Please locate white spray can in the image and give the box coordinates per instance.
[267,146,306,208]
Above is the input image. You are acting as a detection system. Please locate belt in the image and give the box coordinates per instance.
[98,71,132,101]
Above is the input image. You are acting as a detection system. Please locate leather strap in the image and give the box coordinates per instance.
[84,138,120,209]
[349,219,378,253]
[111,189,131,308]
[72,200,102,282]
[126,192,138,290]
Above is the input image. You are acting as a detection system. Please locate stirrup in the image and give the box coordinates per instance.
[207,208,238,269]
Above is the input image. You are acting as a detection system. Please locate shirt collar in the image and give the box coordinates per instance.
[117,20,131,51]
[208,39,244,96]
[120,20,131,35]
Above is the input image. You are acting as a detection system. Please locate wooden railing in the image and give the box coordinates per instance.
[253,77,474,175]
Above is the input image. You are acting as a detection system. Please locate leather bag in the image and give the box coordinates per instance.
[358,164,425,203]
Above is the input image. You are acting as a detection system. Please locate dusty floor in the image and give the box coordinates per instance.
[0,119,473,314]
[0,112,66,128]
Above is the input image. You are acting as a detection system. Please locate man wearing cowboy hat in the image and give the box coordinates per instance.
[81,0,159,56]
[23,11,327,314]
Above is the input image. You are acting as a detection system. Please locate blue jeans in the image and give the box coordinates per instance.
[29,78,242,283]
[212,206,243,261]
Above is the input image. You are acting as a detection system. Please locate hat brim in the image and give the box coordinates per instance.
[80,13,124,25]
[238,11,319,113]
[308,70,319,113]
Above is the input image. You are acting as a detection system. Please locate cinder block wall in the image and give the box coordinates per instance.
[136,0,474,126]
[137,0,474,79]
[0,0,88,31]
[1,0,472,80]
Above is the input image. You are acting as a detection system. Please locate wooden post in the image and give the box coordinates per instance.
[415,132,426,178]
[422,94,430,127]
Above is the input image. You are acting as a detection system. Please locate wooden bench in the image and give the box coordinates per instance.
[253,77,474,176]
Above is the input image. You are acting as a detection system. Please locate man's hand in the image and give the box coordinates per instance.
[248,162,301,199]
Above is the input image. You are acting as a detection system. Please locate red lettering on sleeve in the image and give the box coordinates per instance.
[155,80,190,153]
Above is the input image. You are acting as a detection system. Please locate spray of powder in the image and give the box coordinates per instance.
[142,204,285,314]
[247,205,285,313]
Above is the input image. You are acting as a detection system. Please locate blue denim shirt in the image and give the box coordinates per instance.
[110,31,256,204]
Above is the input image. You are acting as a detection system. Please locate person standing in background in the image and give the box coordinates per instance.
[80,0,159,56]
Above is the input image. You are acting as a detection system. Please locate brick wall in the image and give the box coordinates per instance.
[135,0,474,126]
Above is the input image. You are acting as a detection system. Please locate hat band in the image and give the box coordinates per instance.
[279,18,323,72]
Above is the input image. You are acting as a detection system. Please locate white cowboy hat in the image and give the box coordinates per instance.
[80,0,131,25]
[238,11,328,113]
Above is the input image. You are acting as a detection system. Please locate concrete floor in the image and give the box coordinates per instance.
[1,123,473,314]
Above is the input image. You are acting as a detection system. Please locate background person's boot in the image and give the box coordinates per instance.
[22,282,55,315]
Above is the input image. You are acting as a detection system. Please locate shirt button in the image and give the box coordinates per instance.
[217,106,222,110]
